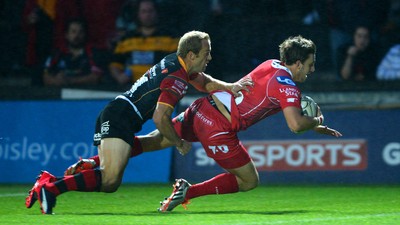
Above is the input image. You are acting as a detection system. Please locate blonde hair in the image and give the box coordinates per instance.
[177,31,210,58]
[279,35,316,65]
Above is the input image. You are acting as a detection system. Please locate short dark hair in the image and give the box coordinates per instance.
[279,35,316,65]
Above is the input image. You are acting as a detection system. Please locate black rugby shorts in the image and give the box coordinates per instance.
[93,99,142,147]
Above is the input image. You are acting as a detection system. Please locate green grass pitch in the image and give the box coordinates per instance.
[0,184,399,225]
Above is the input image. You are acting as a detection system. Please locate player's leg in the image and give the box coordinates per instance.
[64,136,144,175]
[64,130,174,176]
[97,137,131,192]
[158,158,258,212]
[184,152,259,200]
[158,101,258,212]
[64,99,150,176]
[225,160,259,191]
[31,138,130,214]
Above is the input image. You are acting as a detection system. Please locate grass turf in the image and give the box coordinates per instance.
[0,184,399,225]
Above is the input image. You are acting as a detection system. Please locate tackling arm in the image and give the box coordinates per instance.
[189,72,253,96]
[152,103,192,155]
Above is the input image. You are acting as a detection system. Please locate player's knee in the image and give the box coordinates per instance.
[240,175,259,192]
[100,169,123,193]
[101,177,122,193]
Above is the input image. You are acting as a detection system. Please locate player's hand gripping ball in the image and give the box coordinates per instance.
[301,95,318,117]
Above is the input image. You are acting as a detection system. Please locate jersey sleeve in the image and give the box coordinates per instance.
[158,76,188,108]
[269,74,301,109]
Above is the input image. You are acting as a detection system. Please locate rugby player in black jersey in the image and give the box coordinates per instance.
[25,30,252,214]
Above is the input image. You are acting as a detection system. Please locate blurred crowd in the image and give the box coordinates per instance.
[1,0,400,89]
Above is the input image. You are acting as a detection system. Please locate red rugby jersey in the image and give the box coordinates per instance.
[231,59,302,130]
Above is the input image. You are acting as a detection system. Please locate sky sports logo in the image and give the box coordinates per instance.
[243,139,367,171]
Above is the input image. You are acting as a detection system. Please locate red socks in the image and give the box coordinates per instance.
[130,136,144,157]
[45,169,102,196]
[186,173,239,200]
[89,155,100,166]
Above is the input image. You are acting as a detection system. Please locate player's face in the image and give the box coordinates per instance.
[294,54,315,82]
[192,39,212,73]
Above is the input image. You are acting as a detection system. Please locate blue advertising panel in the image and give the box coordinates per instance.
[0,100,172,183]
[172,109,400,184]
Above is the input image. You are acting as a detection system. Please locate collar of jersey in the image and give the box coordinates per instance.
[178,56,188,73]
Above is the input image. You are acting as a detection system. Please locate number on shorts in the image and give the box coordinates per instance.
[208,145,229,154]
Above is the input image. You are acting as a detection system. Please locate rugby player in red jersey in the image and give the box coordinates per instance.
[25,31,252,214]
[155,35,342,212]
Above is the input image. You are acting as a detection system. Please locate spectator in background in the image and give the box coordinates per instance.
[42,19,103,86]
[377,44,400,80]
[53,0,125,51]
[324,0,389,74]
[22,0,57,85]
[337,25,381,81]
[380,0,400,50]
[109,0,179,85]
[114,0,137,42]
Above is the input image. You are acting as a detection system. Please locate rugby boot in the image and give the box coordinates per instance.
[25,171,56,208]
[158,179,191,212]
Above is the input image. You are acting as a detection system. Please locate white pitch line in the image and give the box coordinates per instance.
[221,212,400,225]
[0,193,26,197]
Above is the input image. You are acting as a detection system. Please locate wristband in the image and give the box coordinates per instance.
[317,115,324,125]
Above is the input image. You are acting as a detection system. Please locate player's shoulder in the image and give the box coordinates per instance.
[160,53,182,73]
[153,53,188,82]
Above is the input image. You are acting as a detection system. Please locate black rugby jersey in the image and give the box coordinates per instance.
[117,53,191,122]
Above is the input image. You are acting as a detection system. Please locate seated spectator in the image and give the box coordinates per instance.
[377,44,400,80]
[337,25,381,81]
[43,19,103,86]
[114,0,137,42]
[53,0,125,51]
[109,0,179,85]
[22,0,56,85]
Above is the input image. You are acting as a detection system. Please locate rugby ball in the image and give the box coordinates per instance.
[301,95,318,117]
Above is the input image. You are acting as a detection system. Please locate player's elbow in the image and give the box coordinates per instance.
[288,121,305,133]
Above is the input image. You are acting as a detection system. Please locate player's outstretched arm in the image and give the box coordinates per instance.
[189,73,253,96]
[283,106,322,133]
[153,103,192,155]
[313,125,342,137]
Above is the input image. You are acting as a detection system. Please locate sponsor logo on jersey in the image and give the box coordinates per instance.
[195,111,213,126]
[172,80,187,95]
[276,76,296,86]
[279,87,300,97]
